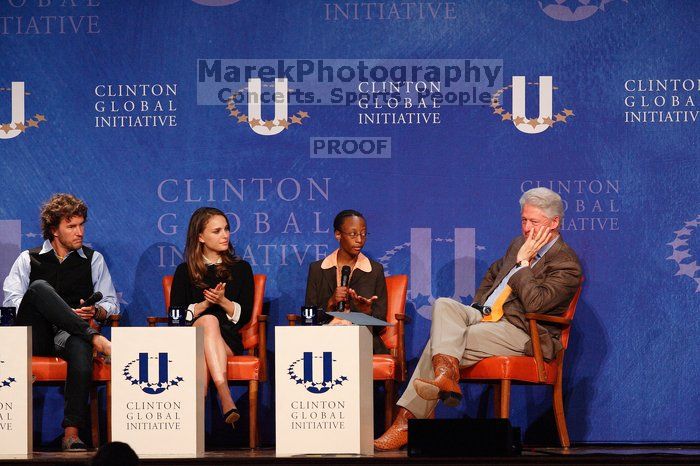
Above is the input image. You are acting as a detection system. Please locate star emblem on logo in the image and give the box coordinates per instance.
[287,355,347,393]
[538,0,627,22]
[122,356,184,394]
[0,85,47,137]
[489,82,574,130]
[225,86,310,133]
[667,215,700,292]
[0,375,16,389]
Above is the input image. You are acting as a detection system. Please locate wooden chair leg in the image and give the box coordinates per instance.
[249,380,259,449]
[553,377,570,448]
[107,381,112,443]
[384,380,396,431]
[492,384,501,418]
[90,386,99,448]
[498,380,511,419]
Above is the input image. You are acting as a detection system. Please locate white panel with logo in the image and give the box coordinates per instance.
[0,327,32,458]
[111,327,205,458]
[275,326,373,456]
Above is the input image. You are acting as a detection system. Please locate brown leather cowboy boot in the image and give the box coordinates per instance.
[413,354,462,407]
[374,407,415,451]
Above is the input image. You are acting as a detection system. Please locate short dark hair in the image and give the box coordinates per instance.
[333,209,364,232]
[40,193,88,240]
[91,441,139,466]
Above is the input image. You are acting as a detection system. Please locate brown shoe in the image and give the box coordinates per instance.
[413,354,462,407]
[374,407,414,451]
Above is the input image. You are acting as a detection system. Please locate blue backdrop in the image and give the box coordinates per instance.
[0,0,698,446]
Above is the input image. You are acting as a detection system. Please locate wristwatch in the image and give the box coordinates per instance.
[94,306,108,324]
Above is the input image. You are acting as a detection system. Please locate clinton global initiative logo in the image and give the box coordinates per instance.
[225,78,310,136]
[379,228,482,320]
[522,179,620,232]
[288,352,348,394]
[490,76,574,134]
[624,79,698,124]
[538,0,628,22]
[1,82,47,140]
[0,360,17,390]
[667,215,700,293]
[123,353,184,395]
[93,83,178,129]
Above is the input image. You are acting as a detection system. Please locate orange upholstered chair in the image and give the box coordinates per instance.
[287,274,409,430]
[31,315,120,447]
[148,274,267,449]
[459,278,584,448]
[373,274,409,429]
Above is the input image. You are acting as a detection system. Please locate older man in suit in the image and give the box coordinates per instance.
[374,187,582,451]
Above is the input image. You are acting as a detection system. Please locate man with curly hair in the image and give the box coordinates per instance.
[3,193,119,451]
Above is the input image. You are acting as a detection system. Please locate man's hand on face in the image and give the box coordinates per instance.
[74,298,96,320]
[516,226,553,264]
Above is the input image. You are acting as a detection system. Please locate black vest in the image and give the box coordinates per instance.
[28,245,95,309]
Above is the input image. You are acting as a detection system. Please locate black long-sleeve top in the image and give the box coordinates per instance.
[170,260,254,354]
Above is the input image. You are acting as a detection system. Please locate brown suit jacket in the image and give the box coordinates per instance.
[473,235,582,360]
[305,257,389,354]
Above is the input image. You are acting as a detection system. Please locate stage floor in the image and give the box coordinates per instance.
[1,446,699,466]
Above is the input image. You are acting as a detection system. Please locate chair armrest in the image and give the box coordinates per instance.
[525,313,571,326]
[257,314,268,382]
[527,319,546,383]
[287,314,301,326]
[393,313,409,382]
[146,316,169,327]
[104,314,121,327]
[526,313,571,383]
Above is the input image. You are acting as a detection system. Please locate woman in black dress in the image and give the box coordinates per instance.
[170,207,254,426]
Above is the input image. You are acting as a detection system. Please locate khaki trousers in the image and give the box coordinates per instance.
[397,297,530,419]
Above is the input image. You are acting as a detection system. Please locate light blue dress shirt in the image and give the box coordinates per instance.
[2,240,120,316]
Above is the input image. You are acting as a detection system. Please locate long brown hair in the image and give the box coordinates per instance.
[184,207,238,289]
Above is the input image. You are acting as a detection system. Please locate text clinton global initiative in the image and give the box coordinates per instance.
[290,400,346,431]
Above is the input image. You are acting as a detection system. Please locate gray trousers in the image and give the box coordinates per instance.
[397,297,530,419]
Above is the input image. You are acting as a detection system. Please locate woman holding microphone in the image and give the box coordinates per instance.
[304,209,388,354]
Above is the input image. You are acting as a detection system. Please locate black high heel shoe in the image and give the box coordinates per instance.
[223,408,240,427]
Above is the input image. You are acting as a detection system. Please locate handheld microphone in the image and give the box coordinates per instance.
[81,291,103,307]
[337,265,351,311]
